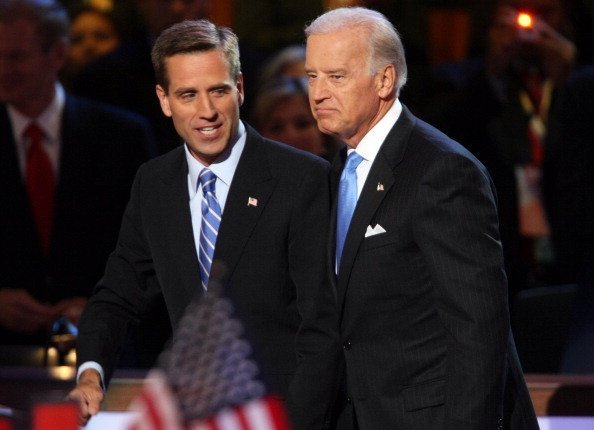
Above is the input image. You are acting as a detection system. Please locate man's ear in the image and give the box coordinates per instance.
[156,85,172,117]
[376,64,396,99]
[236,74,245,107]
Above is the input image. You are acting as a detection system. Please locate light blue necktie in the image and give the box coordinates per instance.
[198,168,222,291]
[336,151,364,268]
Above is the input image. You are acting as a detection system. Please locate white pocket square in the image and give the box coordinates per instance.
[365,224,386,238]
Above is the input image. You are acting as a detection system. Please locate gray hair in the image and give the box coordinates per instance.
[305,7,407,94]
[151,19,241,92]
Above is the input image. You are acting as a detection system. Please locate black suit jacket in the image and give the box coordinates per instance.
[77,125,341,429]
[0,96,156,345]
[332,106,538,429]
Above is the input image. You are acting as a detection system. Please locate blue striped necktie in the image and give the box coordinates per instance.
[198,168,222,291]
[336,151,363,269]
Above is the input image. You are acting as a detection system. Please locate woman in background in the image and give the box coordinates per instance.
[251,76,339,160]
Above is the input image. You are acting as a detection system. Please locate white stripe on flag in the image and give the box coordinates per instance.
[216,408,243,430]
[244,399,275,430]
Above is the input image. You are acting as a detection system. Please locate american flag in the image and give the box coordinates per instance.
[128,275,291,430]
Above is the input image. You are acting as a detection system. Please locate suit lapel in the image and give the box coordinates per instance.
[213,126,276,285]
[156,147,203,301]
[336,105,417,311]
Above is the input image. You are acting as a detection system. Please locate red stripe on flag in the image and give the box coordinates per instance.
[263,397,291,430]
[236,404,251,430]
[141,389,165,430]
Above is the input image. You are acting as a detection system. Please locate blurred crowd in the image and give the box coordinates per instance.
[1,0,593,373]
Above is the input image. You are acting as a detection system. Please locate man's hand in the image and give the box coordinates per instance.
[54,297,87,326]
[486,5,523,78]
[486,5,576,84]
[0,289,57,333]
[530,18,576,84]
[67,369,104,426]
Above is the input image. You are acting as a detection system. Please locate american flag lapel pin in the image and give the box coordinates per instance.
[377,182,384,191]
[247,196,258,207]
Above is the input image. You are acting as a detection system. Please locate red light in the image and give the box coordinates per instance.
[517,12,533,29]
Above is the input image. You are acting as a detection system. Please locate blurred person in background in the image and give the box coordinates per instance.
[545,64,594,373]
[251,76,339,160]
[424,0,585,299]
[60,4,121,89]
[258,44,307,85]
[0,0,155,356]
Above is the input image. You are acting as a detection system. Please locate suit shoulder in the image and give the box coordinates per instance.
[66,94,151,129]
[412,116,483,166]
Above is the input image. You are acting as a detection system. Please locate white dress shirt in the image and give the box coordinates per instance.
[347,99,402,197]
[8,83,65,180]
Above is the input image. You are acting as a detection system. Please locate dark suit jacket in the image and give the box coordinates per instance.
[0,96,155,345]
[77,125,341,429]
[332,106,538,429]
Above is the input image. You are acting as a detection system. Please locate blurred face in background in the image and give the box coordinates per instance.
[66,9,120,73]
[259,93,326,155]
[0,17,65,116]
[137,0,210,34]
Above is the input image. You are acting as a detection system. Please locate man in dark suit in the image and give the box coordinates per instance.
[0,0,155,348]
[69,19,340,429]
[304,7,538,429]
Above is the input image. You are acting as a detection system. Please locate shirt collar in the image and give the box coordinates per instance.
[8,82,65,144]
[349,99,402,162]
[185,120,246,197]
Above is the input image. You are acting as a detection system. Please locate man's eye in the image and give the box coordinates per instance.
[211,88,227,96]
[181,93,195,101]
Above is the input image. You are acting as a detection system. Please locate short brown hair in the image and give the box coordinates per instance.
[151,19,241,92]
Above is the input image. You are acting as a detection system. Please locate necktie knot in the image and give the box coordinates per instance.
[199,168,217,195]
[25,122,44,149]
[344,151,363,173]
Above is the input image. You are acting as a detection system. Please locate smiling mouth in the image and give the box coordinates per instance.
[197,124,221,136]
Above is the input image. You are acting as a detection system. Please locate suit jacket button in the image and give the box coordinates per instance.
[343,340,352,350]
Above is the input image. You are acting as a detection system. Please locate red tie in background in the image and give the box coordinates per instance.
[25,122,55,254]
